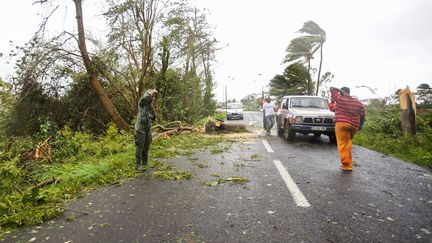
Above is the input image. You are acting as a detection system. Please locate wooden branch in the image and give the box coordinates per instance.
[153,124,196,139]
[152,124,172,132]
[164,121,182,128]
[27,177,60,192]
[42,205,89,215]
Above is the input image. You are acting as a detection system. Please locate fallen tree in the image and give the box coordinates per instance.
[204,116,246,133]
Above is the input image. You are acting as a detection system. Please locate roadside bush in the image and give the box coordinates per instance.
[354,105,432,169]
[362,107,400,137]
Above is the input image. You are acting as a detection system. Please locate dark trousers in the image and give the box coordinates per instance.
[135,130,152,167]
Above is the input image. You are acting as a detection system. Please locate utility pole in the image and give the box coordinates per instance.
[225,85,227,109]
[222,85,225,107]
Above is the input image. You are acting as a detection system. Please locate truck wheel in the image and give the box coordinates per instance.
[284,122,296,142]
[277,118,283,136]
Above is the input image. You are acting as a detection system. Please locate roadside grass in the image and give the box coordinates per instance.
[0,125,224,238]
[353,132,432,169]
[353,107,432,170]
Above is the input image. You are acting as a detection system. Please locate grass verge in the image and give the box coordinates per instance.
[0,126,224,238]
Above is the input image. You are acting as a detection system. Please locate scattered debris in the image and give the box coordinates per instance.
[250,153,262,159]
[64,216,76,222]
[226,176,249,184]
[383,190,395,197]
[205,176,249,186]
[193,162,209,168]
[99,223,111,228]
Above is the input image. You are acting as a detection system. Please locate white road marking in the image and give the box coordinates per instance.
[262,140,274,153]
[273,160,311,208]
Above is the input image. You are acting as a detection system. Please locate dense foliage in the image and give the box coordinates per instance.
[0,124,224,237]
[2,0,218,137]
[354,104,432,169]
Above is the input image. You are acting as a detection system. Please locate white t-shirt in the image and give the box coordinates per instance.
[263,101,275,116]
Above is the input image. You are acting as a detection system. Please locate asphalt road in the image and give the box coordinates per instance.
[4,111,432,242]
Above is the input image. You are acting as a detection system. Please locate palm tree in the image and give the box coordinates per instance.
[299,21,326,96]
[283,37,314,95]
[283,21,326,96]
[269,63,312,99]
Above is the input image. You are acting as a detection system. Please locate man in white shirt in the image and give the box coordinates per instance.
[263,97,275,135]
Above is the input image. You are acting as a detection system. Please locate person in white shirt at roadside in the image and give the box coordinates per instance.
[263,97,275,135]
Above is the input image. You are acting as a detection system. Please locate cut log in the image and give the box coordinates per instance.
[205,116,246,133]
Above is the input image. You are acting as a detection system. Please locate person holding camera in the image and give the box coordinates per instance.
[134,88,158,171]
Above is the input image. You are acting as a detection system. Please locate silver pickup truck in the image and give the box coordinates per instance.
[276,95,336,143]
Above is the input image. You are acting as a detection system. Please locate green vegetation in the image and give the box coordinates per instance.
[0,124,223,237]
[353,105,432,169]
[205,176,249,186]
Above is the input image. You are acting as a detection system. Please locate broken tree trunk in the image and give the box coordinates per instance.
[204,116,246,133]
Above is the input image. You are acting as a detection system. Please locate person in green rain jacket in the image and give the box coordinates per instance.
[134,89,158,170]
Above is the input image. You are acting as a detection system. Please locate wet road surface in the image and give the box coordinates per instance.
[4,112,432,242]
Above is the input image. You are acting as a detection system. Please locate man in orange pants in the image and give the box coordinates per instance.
[330,87,366,171]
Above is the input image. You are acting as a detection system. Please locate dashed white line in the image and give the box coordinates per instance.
[273,160,311,208]
[262,140,274,153]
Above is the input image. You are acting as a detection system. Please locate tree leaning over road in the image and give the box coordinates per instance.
[283,21,326,96]
[298,21,326,96]
[73,0,129,130]
[283,37,314,95]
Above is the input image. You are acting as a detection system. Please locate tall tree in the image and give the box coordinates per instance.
[417,83,432,106]
[283,37,313,95]
[283,21,326,96]
[73,0,129,130]
[298,21,326,96]
[104,0,165,116]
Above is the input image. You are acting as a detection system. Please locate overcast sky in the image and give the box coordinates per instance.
[1,0,431,102]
